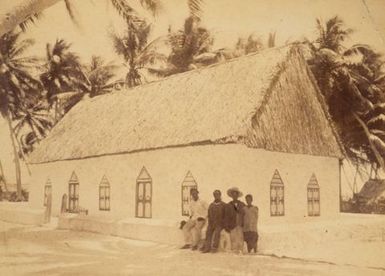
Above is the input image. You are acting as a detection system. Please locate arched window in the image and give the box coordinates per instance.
[68,171,79,213]
[99,175,110,211]
[307,174,320,216]
[44,178,52,206]
[181,171,198,216]
[136,167,152,218]
[270,170,285,216]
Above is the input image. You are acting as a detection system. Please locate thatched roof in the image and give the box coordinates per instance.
[29,45,343,164]
[358,179,385,202]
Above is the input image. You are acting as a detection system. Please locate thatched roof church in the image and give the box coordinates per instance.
[28,45,344,243]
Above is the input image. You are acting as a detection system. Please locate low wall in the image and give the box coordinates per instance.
[0,202,45,225]
[58,215,184,245]
[58,213,385,252]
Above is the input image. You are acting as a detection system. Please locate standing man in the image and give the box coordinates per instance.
[243,194,259,253]
[202,190,226,253]
[224,187,245,254]
[181,188,208,250]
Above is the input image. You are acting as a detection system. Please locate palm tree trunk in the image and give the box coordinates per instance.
[0,159,9,192]
[54,99,59,123]
[4,111,23,200]
[353,112,385,169]
[14,132,32,176]
[0,0,62,36]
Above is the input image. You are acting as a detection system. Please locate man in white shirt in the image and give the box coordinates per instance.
[181,188,208,250]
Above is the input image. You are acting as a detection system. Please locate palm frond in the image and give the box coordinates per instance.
[188,0,203,20]
[10,38,35,58]
[64,0,81,28]
[110,0,137,23]
[139,0,161,16]
[18,13,41,32]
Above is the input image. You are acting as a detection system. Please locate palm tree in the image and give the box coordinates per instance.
[14,101,53,153]
[111,20,167,87]
[40,39,85,120]
[307,16,385,168]
[84,56,118,97]
[315,16,353,54]
[233,34,264,58]
[0,31,42,200]
[165,16,214,74]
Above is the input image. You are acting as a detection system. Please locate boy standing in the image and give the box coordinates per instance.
[243,194,259,253]
[202,190,226,253]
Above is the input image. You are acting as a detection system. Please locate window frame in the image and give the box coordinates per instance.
[307,174,320,216]
[270,169,285,216]
[43,179,52,207]
[181,171,198,216]
[135,167,152,218]
[99,175,111,211]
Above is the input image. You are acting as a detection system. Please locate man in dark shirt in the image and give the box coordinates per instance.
[201,190,226,253]
[224,187,245,253]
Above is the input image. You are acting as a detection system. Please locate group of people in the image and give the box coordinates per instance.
[180,187,258,254]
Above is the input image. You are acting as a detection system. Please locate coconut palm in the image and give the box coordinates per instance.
[148,14,214,77]
[111,19,167,87]
[167,16,213,73]
[14,101,53,146]
[315,16,353,54]
[40,39,86,120]
[0,31,42,200]
[53,55,119,111]
[233,34,264,58]
[84,56,118,97]
[307,16,385,168]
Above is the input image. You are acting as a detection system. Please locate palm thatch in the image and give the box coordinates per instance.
[29,45,343,164]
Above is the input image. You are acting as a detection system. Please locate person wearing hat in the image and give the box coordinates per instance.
[180,188,208,250]
[224,187,245,254]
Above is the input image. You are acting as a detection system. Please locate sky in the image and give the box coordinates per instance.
[18,0,385,61]
[1,0,385,194]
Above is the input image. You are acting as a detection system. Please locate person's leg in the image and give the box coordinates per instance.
[230,228,239,252]
[211,225,222,251]
[181,219,196,248]
[192,219,205,249]
[254,232,259,253]
[223,230,231,252]
[243,232,251,253]
[202,224,214,252]
[236,226,244,253]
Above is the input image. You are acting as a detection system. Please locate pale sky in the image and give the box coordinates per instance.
[19,0,385,61]
[1,0,385,195]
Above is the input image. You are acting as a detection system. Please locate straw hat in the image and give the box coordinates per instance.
[227,187,243,197]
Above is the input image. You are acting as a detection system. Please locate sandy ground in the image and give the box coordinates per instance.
[0,220,385,276]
